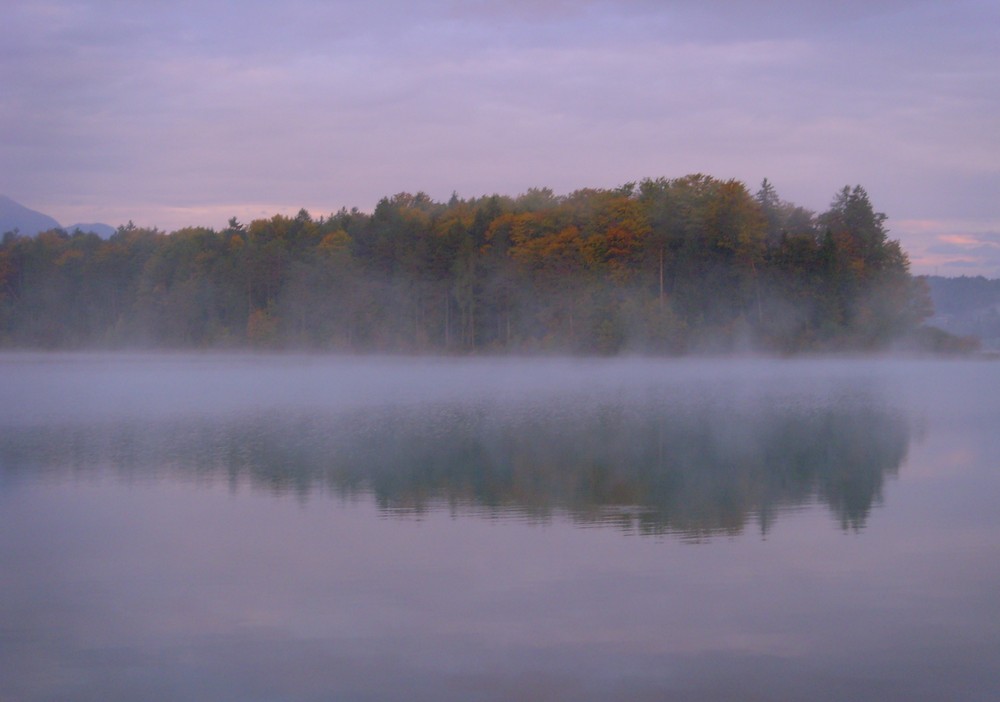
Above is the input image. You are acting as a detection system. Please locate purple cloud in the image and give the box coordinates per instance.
[1,0,997,270]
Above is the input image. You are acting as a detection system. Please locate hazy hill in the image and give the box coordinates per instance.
[0,195,61,236]
[926,275,1000,350]
[0,195,114,239]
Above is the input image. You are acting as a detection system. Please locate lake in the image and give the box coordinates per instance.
[1,354,998,701]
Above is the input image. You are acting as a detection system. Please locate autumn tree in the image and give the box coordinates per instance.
[0,176,935,353]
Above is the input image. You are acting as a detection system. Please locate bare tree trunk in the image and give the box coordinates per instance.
[444,289,450,349]
[751,259,763,324]
[659,245,665,308]
[414,289,420,349]
[468,257,476,351]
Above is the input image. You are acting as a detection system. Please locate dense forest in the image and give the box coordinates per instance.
[0,176,940,353]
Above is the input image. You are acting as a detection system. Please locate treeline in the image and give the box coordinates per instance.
[0,176,933,352]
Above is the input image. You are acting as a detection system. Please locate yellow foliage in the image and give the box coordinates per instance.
[318,230,352,259]
[55,249,84,267]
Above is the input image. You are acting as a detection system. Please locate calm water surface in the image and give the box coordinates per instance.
[1,354,998,701]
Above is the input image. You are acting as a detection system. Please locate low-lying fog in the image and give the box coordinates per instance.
[2,352,994,535]
[0,352,986,424]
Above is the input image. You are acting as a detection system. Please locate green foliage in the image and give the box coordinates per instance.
[0,178,934,353]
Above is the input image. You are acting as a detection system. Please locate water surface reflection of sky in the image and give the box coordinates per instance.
[1,355,999,701]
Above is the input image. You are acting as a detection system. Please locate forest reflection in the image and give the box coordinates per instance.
[0,395,910,537]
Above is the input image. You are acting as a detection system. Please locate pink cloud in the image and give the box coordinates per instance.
[939,234,1000,249]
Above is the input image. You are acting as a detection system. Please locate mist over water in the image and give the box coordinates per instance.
[0,351,925,421]
[1,354,913,533]
[1,354,999,701]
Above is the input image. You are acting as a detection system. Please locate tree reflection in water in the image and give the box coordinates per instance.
[0,389,909,538]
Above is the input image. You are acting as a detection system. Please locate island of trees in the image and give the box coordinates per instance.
[0,176,949,353]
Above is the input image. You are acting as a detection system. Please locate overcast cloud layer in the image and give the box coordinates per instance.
[2,0,998,275]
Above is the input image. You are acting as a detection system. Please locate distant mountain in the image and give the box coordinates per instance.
[65,222,116,239]
[925,275,1000,350]
[0,195,114,239]
[0,194,61,236]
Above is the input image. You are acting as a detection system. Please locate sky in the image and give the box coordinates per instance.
[2,0,998,277]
